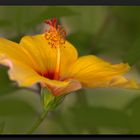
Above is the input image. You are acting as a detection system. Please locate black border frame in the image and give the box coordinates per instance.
[0,0,140,5]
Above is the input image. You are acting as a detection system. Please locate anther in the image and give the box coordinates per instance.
[44,18,66,48]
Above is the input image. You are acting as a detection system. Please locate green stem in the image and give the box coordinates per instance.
[27,107,49,134]
[27,88,64,134]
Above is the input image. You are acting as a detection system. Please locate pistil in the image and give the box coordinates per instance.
[44,18,66,80]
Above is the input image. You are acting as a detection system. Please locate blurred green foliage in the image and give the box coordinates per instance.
[0,66,18,96]
[0,6,140,134]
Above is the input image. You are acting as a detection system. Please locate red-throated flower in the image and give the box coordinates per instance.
[0,18,139,96]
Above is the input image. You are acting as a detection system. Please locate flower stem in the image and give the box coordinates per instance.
[27,88,64,134]
[27,107,49,134]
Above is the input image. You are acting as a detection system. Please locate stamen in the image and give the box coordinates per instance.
[44,18,66,80]
[44,18,66,48]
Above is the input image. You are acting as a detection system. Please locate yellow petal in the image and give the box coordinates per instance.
[19,34,78,78]
[0,57,69,88]
[68,55,136,88]
[0,38,36,68]
[108,76,139,89]
[60,41,78,79]
[0,38,29,63]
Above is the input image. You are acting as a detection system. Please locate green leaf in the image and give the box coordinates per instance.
[0,90,42,133]
[0,98,36,117]
[111,6,140,24]
[0,20,12,27]
[0,121,5,134]
[67,31,94,55]
[0,66,19,96]
[0,6,47,37]
[45,102,131,134]
[124,96,140,134]
[64,6,108,34]
[70,105,130,131]
[123,36,140,65]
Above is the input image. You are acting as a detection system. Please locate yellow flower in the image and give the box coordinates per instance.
[0,18,139,96]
